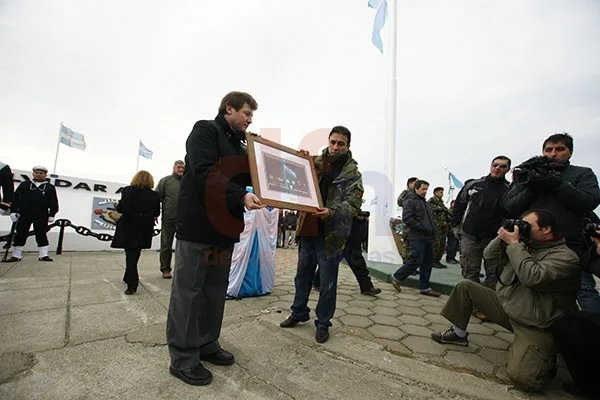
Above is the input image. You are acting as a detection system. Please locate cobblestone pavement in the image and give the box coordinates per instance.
[0,248,575,399]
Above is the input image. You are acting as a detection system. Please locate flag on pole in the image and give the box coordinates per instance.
[368,0,388,53]
[138,140,153,159]
[449,172,464,189]
[59,123,86,150]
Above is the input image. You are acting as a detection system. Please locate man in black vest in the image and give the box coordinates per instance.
[7,166,59,262]
[166,92,264,386]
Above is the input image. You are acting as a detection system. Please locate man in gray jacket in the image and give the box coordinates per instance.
[156,160,184,278]
[431,209,580,392]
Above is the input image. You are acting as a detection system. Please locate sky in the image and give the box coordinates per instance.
[1,0,599,210]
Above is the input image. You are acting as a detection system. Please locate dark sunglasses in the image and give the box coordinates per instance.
[491,163,509,169]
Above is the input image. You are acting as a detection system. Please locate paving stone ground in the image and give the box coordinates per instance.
[0,248,577,399]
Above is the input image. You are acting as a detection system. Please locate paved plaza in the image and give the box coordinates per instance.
[0,249,579,399]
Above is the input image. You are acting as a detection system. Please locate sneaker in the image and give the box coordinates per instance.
[361,287,382,296]
[169,364,213,386]
[391,278,402,292]
[420,289,441,297]
[315,327,329,343]
[431,327,469,346]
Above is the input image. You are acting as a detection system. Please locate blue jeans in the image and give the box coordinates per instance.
[578,271,600,314]
[393,239,434,291]
[291,236,342,329]
[446,235,459,261]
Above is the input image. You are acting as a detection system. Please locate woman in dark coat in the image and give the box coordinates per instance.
[111,170,161,294]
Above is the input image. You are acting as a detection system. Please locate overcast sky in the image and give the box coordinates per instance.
[1,0,599,208]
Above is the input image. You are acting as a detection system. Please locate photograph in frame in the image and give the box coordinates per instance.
[246,134,323,213]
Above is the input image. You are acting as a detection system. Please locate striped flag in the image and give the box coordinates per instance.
[368,0,388,53]
[139,140,153,159]
[59,123,86,150]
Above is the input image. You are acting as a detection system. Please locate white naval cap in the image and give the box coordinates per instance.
[32,166,48,173]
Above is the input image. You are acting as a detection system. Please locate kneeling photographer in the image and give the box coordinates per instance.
[431,209,580,392]
[503,133,600,313]
[549,218,600,399]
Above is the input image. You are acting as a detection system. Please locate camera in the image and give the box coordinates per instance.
[512,156,565,185]
[502,219,532,238]
[356,211,370,219]
[583,219,600,239]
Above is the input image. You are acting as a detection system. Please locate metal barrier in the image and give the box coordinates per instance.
[1,219,161,259]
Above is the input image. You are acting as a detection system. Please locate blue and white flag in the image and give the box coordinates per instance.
[449,172,464,189]
[59,123,86,150]
[139,140,153,159]
[368,0,388,53]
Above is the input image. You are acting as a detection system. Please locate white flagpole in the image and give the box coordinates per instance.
[384,0,398,216]
[136,140,140,172]
[53,121,63,174]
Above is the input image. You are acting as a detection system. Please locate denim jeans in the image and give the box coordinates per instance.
[393,239,434,291]
[578,271,600,314]
[291,236,342,329]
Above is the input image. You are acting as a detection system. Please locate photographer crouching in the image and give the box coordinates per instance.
[548,219,600,399]
[431,209,580,392]
[503,133,600,312]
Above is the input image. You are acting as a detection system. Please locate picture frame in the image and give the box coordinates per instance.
[246,133,323,213]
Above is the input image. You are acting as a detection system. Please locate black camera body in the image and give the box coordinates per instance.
[502,219,532,239]
[512,156,565,185]
[583,219,600,239]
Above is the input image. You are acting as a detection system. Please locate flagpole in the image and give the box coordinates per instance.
[385,0,398,216]
[53,121,62,174]
[136,140,140,172]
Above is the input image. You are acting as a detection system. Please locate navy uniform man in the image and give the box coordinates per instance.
[7,166,59,262]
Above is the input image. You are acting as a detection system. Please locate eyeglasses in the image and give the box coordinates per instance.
[491,163,509,169]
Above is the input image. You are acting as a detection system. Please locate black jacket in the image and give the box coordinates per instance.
[11,180,59,218]
[0,162,14,208]
[176,113,251,246]
[111,186,160,249]
[452,175,510,240]
[402,192,435,241]
[503,164,600,252]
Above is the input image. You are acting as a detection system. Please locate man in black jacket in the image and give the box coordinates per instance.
[6,166,58,262]
[166,91,264,386]
[391,180,440,297]
[451,156,511,288]
[503,133,600,313]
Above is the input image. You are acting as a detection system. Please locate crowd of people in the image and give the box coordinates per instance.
[1,92,600,398]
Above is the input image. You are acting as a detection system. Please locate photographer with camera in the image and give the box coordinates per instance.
[431,209,580,392]
[504,133,600,313]
[548,218,600,399]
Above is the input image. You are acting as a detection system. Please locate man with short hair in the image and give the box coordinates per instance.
[156,160,185,278]
[452,156,511,288]
[397,177,418,263]
[166,91,264,386]
[504,133,600,313]
[428,187,451,268]
[6,166,59,262]
[431,209,580,392]
[391,180,440,297]
[280,126,364,344]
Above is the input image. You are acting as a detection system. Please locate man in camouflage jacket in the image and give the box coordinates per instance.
[428,187,452,267]
[397,177,418,262]
[280,126,364,344]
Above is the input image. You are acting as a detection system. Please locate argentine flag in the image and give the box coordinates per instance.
[59,123,86,151]
[368,0,388,53]
[139,140,153,159]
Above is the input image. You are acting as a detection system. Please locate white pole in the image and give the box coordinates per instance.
[385,0,398,217]
[136,140,140,172]
[53,121,62,174]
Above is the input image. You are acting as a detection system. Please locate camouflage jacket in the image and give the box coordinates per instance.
[296,149,364,258]
[397,189,413,208]
[427,196,451,235]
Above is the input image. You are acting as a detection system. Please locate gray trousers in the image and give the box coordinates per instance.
[442,280,556,391]
[460,233,497,288]
[159,220,177,272]
[166,239,233,370]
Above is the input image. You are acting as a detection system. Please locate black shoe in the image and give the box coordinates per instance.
[315,327,329,343]
[169,364,213,386]
[280,316,308,328]
[200,349,235,366]
[124,288,135,295]
[39,256,53,262]
[446,259,459,264]
[3,256,21,263]
[361,287,382,296]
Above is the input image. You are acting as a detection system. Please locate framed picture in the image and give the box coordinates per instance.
[246,133,323,213]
